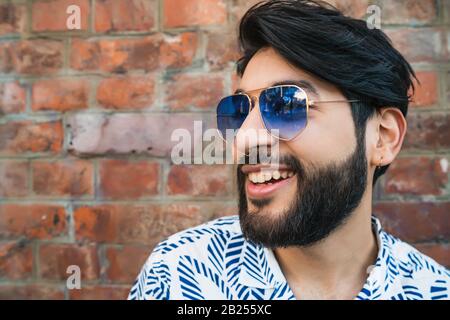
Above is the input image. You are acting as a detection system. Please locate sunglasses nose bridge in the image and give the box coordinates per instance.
[247,94,259,111]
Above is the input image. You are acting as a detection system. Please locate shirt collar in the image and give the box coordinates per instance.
[237,216,400,296]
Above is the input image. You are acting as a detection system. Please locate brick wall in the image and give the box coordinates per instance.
[0,0,449,299]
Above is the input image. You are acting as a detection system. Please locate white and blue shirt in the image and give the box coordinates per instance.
[128,215,449,300]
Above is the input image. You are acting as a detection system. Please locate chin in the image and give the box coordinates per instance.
[247,197,290,218]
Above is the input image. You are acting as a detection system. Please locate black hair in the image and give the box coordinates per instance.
[236,0,417,185]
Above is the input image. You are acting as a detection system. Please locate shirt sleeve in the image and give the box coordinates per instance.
[127,251,171,300]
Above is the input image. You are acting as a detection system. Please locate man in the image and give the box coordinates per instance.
[128,0,449,300]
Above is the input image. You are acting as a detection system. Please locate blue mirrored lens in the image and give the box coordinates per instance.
[259,86,307,140]
[216,95,250,139]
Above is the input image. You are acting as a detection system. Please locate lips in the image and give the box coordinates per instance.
[242,165,296,199]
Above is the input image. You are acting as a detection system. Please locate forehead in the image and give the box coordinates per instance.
[239,47,338,96]
[239,47,310,90]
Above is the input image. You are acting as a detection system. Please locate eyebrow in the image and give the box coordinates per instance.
[234,79,319,96]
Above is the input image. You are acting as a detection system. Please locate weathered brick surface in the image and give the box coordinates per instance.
[95,0,156,33]
[32,78,89,112]
[32,0,89,32]
[0,3,27,36]
[0,204,67,240]
[66,112,214,157]
[0,0,448,300]
[0,82,26,114]
[163,0,227,28]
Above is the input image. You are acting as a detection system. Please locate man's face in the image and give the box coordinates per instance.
[235,47,370,248]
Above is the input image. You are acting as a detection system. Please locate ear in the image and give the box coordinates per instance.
[370,107,407,168]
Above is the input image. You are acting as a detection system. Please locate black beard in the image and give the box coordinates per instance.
[237,136,368,248]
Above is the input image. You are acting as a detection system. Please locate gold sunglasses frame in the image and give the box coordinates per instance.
[217,84,359,142]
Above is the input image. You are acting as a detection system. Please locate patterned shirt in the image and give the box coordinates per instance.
[128,215,449,300]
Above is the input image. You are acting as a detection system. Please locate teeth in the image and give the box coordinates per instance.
[258,173,265,183]
[248,170,295,184]
[272,171,281,180]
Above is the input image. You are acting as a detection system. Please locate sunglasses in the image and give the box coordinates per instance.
[216,84,358,141]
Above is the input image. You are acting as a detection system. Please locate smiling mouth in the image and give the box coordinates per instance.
[243,166,297,198]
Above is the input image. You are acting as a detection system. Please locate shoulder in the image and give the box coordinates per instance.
[128,215,244,300]
[151,215,243,257]
[385,232,449,299]
[389,234,449,277]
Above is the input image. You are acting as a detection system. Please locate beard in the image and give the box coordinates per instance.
[237,136,368,249]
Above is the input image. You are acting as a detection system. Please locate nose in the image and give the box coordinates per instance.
[233,101,278,162]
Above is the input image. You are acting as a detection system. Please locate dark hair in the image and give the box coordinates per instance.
[236,0,416,185]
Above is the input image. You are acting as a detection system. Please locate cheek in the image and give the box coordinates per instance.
[286,110,356,166]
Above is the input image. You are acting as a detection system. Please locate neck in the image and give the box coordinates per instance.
[273,187,378,297]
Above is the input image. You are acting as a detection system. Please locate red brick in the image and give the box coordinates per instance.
[403,113,450,150]
[95,0,156,32]
[376,0,437,24]
[306,0,437,23]
[206,202,239,221]
[9,40,64,74]
[32,0,89,31]
[70,38,100,71]
[413,243,450,268]
[0,241,33,280]
[0,161,28,197]
[374,202,450,243]
[32,78,89,112]
[96,76,155,110]
[410,71,438,107]
[66,113,214,157]
[167,164,233,196]
[326,0,370,18]
[230,0,263,22]
[0,81,26,114]
[160,32,198,69]
[39,243,99,280]
[93,36,160,72]
[69,285,129,300]
[0,284,64,300]
[0,120,63,155]
[104,245,149,283]
[71,33,198,72]
[206,30,241,70]
[74,205,119,243]
[386,28,443,63]
[0,42,12,73]
[164,0,227,28]
[165,74,224,110]
[32,160,94,197]
[158,203,207,238]
[71,36,161,73]
[0,3,27,35]
[0,204,67,240]
[74,203,205,245]
[383,157,448,196]
[98,159,159,199]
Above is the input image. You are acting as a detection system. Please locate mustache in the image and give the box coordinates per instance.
[236,145,278,165]
[237,153,304,174]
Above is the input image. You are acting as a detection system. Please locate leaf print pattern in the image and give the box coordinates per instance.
[128,216,450,300]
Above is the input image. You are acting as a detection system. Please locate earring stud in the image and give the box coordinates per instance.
[377,156,383,169]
